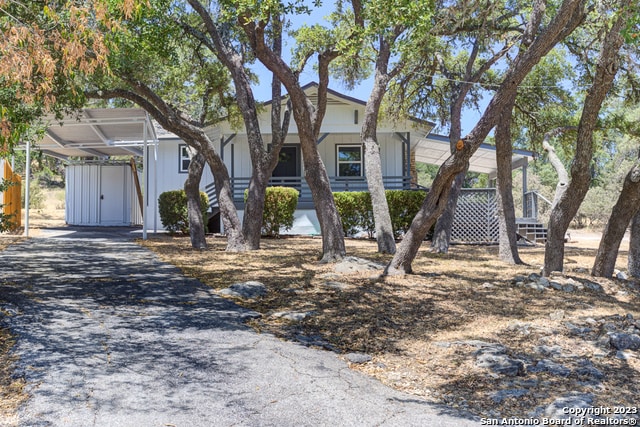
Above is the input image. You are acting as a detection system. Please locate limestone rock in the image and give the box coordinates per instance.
[475,346,526,377]
[334,257,385,274]
[345,353,372,364]
[218,281,267,299]
[271,310,314,321]
[609,332,640,351]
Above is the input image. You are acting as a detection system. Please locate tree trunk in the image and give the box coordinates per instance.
[629,210,640,277]
[592,162,640,277]
[387,0,587,275]
[543,10,626,276]
[431,171,466,253]
[386,154,463,274]
[299,126,346,262]
[495,99,523,264]
[362,61,395,254]
[200,147,247,252]
[184,151,207,249]
[242,20,346,262]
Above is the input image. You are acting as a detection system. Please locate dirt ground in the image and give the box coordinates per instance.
[1,194,639,420]
[136,230,639,420]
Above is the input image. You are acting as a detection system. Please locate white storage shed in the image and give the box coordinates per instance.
[65,162,142,226]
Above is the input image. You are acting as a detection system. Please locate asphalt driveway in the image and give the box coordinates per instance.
[0,228,480,426]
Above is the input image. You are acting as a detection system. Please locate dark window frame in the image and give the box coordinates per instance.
[336,144,364,177]
[178,143,191,174]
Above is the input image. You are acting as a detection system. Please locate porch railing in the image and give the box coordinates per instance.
[205,175,412,210]
[523,190,553,221]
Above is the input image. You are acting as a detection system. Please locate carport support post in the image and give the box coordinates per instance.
[143,137,148,240]
[522,158,528,216]
[153,136,158,233]
[23,141,31,237]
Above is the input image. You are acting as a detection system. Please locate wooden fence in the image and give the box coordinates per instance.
[2,161,21,228]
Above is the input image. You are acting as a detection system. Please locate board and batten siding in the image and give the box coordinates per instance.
[145,138,215,230]
[223,132,404,179]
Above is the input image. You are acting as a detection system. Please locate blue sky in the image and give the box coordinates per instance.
[246,2,485,136]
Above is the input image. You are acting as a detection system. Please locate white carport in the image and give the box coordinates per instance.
[411,133,540,243]
[26,108,158,238]
[412,133,534,193]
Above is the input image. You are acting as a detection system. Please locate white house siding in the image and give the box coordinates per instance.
[221,132,405,180]
[145,137,215,231]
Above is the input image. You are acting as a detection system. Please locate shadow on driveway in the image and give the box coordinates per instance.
[0,231,480,426]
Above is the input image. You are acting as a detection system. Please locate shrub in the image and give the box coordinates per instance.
[333,192,374,237]
[333,190,426,239]
[386,190,427,237]
[158,190,209,235]
[245,186,299,238]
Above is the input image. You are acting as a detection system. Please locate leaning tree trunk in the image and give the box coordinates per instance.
[592,161,640,277]
[629,210,640,277]
[200,148,247,252]
[495,99,523,264]
[543,10,626,276]
[431,171,466,253]
[242,18,346,262]
[543,138,569,210]
[184,151,207,249]
[362,66,395,254]
[363,137,396,253]
[299,126,346,262]
[386,152,464,274]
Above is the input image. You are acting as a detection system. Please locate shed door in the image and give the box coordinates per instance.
[100,166,125,225]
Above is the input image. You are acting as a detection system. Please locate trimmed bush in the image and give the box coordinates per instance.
[333,191,374,237]
[334,189,427,238]
[385,190,426,237]
[245,186,299,238]
[158,190,209,235]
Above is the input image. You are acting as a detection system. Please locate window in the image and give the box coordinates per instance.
[337,145,363,176]
[179,144,191,173]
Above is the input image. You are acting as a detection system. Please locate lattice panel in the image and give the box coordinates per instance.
[451,189,499,243]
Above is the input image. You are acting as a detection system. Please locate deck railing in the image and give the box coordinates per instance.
[205,175,412,210]
[204,179,550,244]
[523,190,553,221]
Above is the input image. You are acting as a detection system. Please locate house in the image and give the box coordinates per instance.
[31,84,541,242]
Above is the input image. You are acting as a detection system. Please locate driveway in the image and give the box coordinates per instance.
[0,228,480,426]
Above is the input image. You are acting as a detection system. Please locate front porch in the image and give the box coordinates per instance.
[205,178,548,243]
[205,175,413,210]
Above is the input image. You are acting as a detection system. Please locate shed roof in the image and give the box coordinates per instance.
[36,108,157,159]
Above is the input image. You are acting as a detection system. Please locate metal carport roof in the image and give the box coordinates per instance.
[36,108,157,159]
[412,133,535,176]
